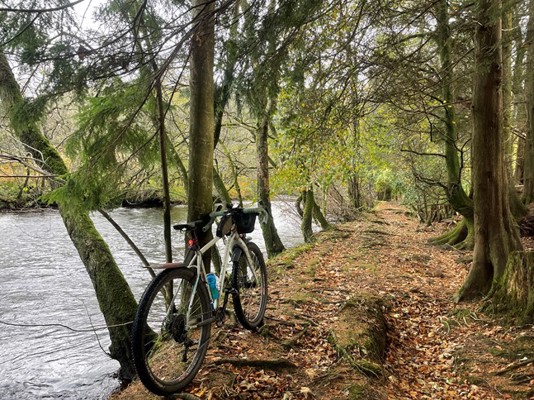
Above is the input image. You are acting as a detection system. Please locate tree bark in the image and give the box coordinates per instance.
[313,200,331,230]
[511,7,527,182]
[0,51,138,379]
[457,0,522,300]
[503,3,528,218]
[492,251,534,321]
[301,189,315,243]
[188,0,216,268]
[155,78,173,262]
[347,174,362,209]
[523,0,534,203]
[435,0,474,247]
[256,99,285,257]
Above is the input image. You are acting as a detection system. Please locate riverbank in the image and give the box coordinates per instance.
[112,202,534,399]
[0,188,188,212]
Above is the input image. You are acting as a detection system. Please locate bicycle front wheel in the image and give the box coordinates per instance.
[131,267,211,395]
[232,241,268,330]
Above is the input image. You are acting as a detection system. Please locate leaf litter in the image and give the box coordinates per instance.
[112,202,533,399]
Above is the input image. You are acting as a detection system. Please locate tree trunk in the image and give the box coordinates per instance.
[0,51,138,380]
[295,195,304,218]
[492,251,534,321]
[503,3,528,218]
[511,7,527,183]
[155,78,173,263]
[457,0,522,300]
[256,101,285,257]
[313,200,331,230]
[523,0,534,204]
[188,0,215,254]
[301,189,315,243]
[168,136,189,196]
[213,166,232,206]
[347,174,362,210]
[516,135,525,183]
[435,0,474,248]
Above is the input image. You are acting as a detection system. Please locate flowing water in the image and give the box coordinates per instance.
[0,202,303,399]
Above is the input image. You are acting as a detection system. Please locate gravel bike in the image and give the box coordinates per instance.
[131,205,268,395]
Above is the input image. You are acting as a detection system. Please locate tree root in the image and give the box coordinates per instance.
[281,324,310,350]
[212,358,297,371]
[429,219,473,250]
[328,330,382,378]
[167,394,202,400]
[495,359,533,376]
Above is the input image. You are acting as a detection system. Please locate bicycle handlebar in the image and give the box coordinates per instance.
[200,205,268,232]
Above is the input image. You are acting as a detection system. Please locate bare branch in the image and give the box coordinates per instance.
[401,148,446,158]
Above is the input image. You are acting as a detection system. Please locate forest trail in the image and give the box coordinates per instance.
[112,202,534,400]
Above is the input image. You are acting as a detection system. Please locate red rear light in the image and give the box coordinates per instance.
[188,239,196,249]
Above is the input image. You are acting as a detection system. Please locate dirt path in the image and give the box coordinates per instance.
[113,202,533,399]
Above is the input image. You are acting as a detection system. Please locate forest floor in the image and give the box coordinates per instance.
[111,202,534,400]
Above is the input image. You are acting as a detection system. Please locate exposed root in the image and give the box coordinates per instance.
[211,358,297,371]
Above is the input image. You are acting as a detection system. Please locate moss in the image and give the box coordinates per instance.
[315,228,351,242]
[489,251,534,323]
[328,294,387,381]
[304,259,320,276]
[289,289,313,305]
[429,219,472,249]
[348,383,366,399]
[268,243,314,269]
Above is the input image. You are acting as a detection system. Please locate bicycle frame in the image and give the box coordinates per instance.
[184,227,258,324]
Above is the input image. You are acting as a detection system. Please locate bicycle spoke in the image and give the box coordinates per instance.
[132,268,211,395]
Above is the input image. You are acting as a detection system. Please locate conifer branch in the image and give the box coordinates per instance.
[0,0,85,13]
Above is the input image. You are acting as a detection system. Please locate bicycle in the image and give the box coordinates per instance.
[131,205,268,395]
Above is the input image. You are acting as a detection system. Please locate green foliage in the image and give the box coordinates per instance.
[45,168,123,211]
[43,78,169,211]
[11,96,48,132]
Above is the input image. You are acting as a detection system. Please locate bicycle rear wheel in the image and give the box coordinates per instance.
[232,241,268,330]
[131,267,211,395]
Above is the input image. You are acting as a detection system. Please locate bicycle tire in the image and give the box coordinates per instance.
[131,267,211,395]
[232,241,268,330]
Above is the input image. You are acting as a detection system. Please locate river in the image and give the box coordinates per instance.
[0,202,304,399]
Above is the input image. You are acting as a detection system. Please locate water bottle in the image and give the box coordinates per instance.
[206,273,219,300]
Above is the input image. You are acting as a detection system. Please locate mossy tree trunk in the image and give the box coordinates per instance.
[188,0,216,262]
[492,251,534,321]
[457,0,523,301]
[0,51,138,380]
[313,199,331,230]
[432,0,474,248]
